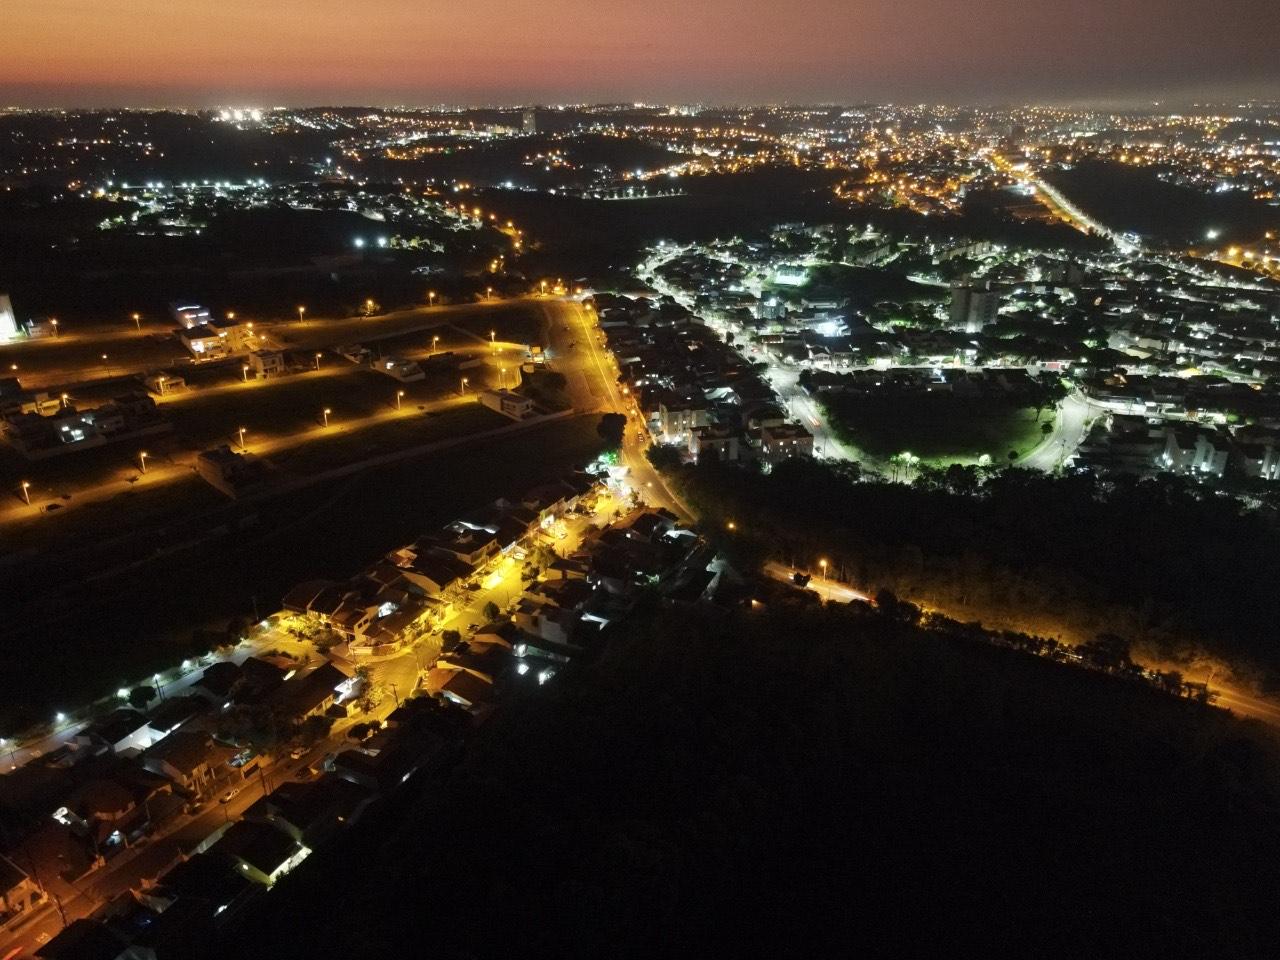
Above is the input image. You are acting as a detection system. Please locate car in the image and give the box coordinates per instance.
[219,786,242,804]
[289,746,306,761]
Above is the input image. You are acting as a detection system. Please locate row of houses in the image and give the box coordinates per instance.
[28,693,460,960]
[1073,414,1280,481]
[590,293,817,468]
[281,471,601,657]
[1,389,171,459]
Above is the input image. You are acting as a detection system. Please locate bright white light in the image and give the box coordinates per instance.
[354,238,365,248]
[1206,229,1220,240]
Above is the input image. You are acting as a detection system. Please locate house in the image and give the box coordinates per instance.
[759,423,814,463]
[243,776,374,849]
[36,918,128,960]
[657,394,711,438]
[194,445,267,498]
[479,389,533,419]
[689,424,740,462]
[397,553,473,597]
[432,669,496,714]
[249,351,285,379]
[206,820,309,887]
[272,661,352,720]
[373,356,425,382]
[177,325,228,360]
[0,855,44,929]
[75,709,157,756]
[145,853,258,922]
[141,733,236,797]
[142,372,185,396]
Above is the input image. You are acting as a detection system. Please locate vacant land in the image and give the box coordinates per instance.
[821,395,1051,463]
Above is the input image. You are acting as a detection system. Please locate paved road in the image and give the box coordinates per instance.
[538,297,693,521]
[1019,391,1095,472]
[764,562,871,603]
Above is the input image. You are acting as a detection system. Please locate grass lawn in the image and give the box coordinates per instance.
[822,395,1052,463]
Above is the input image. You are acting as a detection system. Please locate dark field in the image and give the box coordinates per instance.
[1046,160,1280,245]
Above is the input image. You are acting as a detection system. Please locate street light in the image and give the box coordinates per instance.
[139,451,148,474]
[428,291,436,305]
[322,407,332,427]
[432,335,440,355]
[365,298,374,316]
[297,305,306,322]
[460,377,469,395]
[238,426,247,449]
[20,481,31,505]
[396,390,405,410]
[486,287,493,299]
[131,312,141,331]
[819,558,828,578]
[242,364,249,382]
[314,352,322,371]
[51,318,59,337]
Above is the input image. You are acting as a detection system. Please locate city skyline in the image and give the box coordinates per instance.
[3,0,1279,108]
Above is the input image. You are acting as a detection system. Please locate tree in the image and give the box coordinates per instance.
[483,600,501,622]
[128,686,155,710]
[1040,421,1053,438]
[596,413,626,450]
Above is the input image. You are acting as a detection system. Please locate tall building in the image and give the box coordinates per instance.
[950,280,1000,334]
[522,109,537,134]
[0,293,17,341]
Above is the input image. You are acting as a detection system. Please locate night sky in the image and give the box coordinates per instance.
[3,0,1279,106]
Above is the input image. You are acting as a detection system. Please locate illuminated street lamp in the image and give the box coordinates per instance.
[297,305,306,322]
[227,311,236,321]
[60,393,69,409]
[139,451,148,474]
[432,335,440,355]
[101,353,111,376]
[322,407,332,427]
[365,298,375,316]
[131,312,141,331]
[819,558,828,578]
[20,480,31,505]
[428,291,436,305]
[726,520,736,531]
[314,352,322,371]
[238,426,247,449]
[242,364,249,382]
[460,377,469,395]
[396,390,405,410]
[51,318,59,337]
[490,329,496,350]
[486,287,493,299]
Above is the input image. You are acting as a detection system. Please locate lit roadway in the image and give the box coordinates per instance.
[536,297,693,522]
[1018,391,1096,472]
[0,391,475,527]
